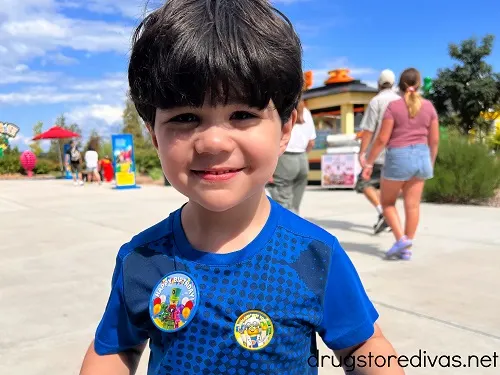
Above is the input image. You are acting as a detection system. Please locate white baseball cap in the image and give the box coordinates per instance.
[378,69,395,86]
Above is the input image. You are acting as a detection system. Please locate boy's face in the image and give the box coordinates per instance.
[148,100,295,212]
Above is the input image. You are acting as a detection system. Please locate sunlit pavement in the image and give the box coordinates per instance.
[1,179,499,374]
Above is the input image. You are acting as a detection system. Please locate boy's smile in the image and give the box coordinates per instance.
[191,167,246,182]
[148,100,295,212]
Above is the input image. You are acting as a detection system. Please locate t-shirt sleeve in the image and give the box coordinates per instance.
[382,102,394,121]
[305,109,317,140]
[317,237,379,351]
[360,101,378,132]
[94,252,149,355]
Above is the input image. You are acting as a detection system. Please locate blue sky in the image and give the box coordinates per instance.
[2,0,499,150]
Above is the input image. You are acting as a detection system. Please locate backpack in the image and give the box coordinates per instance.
[70,147,81,162]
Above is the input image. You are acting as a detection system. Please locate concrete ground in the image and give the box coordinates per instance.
[1,179,499,375]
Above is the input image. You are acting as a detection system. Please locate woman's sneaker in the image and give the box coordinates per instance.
[401,249,412,261]
[385,236,412,259]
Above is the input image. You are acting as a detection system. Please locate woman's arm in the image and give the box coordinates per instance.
[365,118,394,167]
[428,118,440,165]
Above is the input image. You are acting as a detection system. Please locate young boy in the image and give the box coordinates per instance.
[80,0,404,374]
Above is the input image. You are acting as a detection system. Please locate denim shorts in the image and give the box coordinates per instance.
[383,144,433,181]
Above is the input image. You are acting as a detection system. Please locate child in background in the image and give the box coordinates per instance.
[80,1,403,374]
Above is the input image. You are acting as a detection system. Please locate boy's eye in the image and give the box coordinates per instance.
[230,111,256,121]
[169,113,199,123]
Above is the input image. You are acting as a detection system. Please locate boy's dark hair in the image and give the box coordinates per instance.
[128,0,304,126]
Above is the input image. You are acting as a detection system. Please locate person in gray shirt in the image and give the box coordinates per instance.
[355,70,401,234]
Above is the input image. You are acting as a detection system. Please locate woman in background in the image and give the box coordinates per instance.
[269,100,316,214]
[363,68,440,260]
[84,145,102,185]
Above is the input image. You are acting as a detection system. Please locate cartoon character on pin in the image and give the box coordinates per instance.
[244,317,268,349]
[150,272,199,332]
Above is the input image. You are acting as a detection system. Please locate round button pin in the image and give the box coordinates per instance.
[234,310,274,350]
[149,271,200,332]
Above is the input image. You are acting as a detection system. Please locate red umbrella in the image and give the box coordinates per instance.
[32,126,81,174]
[32,126,80,140]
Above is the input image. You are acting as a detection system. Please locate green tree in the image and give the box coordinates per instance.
[85,129,100,152]
[67,122,83,148]
[30,121,43,156]
[428,34,500,135]
[100,140,113,158]
[122,98,147,150]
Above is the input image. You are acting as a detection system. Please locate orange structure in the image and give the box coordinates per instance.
[324,68,355,85]
[303,70,313,90]
[303,68,377,134]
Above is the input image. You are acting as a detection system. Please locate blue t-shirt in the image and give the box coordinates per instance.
[94,198,378,374]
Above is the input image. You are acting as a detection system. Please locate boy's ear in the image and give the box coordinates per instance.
[145,123,159,150]
[279,109,296,154]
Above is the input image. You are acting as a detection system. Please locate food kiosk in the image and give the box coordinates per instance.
[302,69,378,186]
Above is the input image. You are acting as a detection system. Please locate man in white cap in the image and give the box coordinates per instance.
[355,69,401,234]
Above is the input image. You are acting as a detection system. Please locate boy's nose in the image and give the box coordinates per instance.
[194,126,235,155]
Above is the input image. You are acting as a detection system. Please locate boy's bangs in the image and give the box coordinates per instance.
[151,51,275,110]
[129,0,303,124]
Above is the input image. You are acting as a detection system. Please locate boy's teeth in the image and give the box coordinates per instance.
[207,170,230,175]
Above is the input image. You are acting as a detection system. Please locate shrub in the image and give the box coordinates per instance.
[135,148,161,174]
[148,167,164,181]
[34,159,60,174]
[0,153,23,174]
[487,131,500,152]
[423,136,500,204]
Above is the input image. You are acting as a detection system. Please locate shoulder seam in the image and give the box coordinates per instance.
[277,224,334,250]
[118,220,173,263]
[316,235,339,331]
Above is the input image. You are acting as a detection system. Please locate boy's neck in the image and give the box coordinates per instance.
[181,191,271,254]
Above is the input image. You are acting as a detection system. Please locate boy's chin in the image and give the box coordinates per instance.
[190,189,265,213]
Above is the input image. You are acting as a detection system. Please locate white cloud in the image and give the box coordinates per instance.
[67,104,124,127]
[0,72,128,105]
[60,0,156,20]
[41,53,79,66]
[0,91,101,105]
[0,1,136,145]
[8,132,33,148]
[0,0,133,72]
[0,18,132,60]
[70,75,128,92]
[0,65,58,84]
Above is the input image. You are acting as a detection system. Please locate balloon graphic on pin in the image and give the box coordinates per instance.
[153,304,161,315]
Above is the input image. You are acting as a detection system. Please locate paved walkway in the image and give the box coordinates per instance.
[1,180,498,374]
